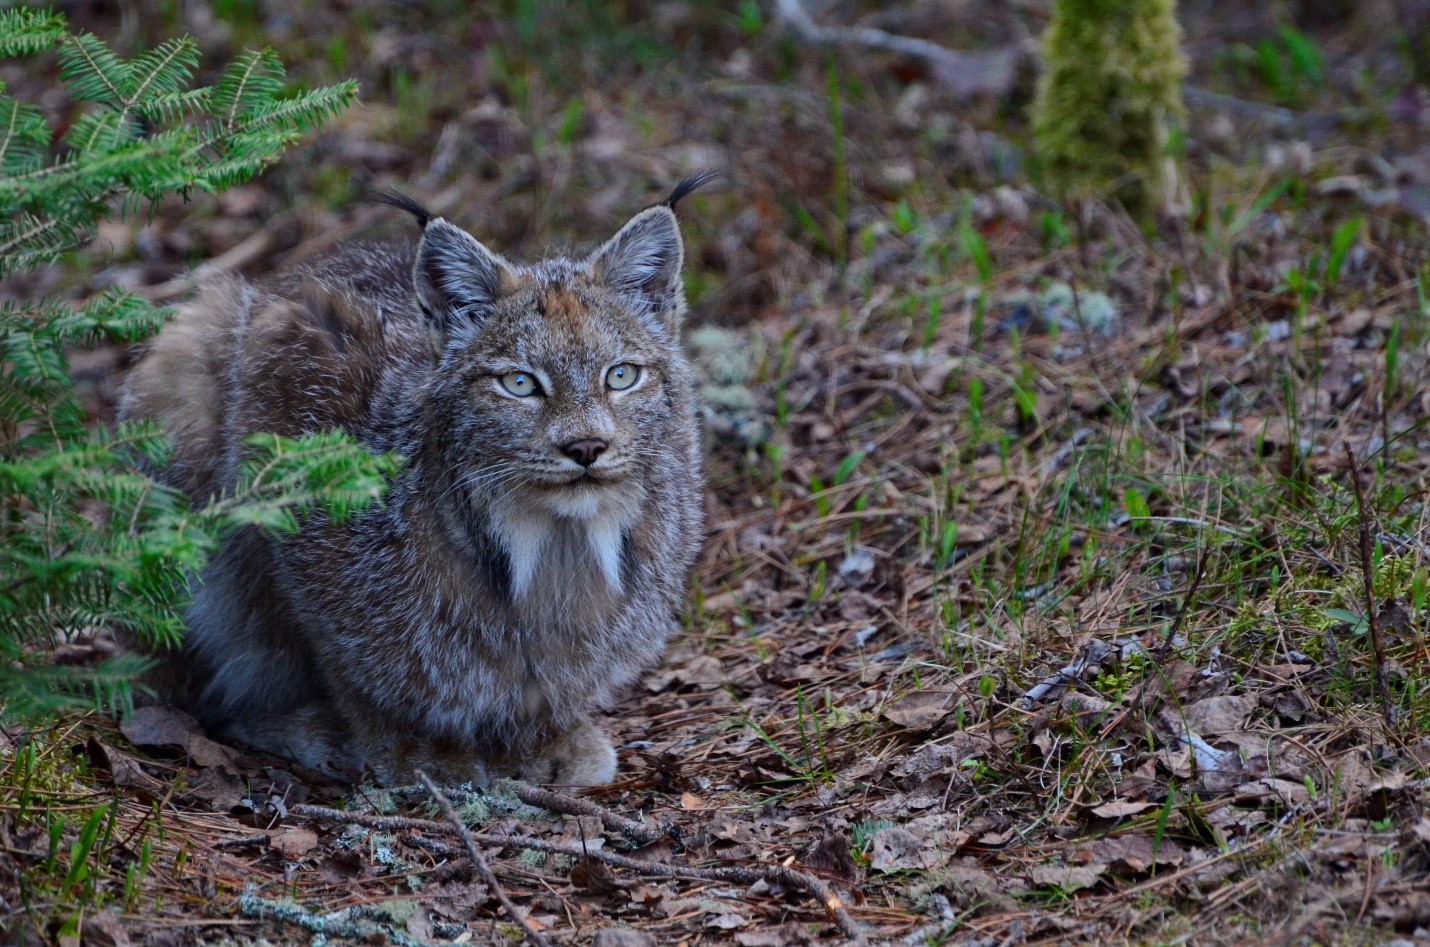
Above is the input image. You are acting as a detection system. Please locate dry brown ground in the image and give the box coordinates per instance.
[8,1,1430,944]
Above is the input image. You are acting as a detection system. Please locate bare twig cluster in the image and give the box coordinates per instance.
[415,771,554,947]
[291,795,868,944]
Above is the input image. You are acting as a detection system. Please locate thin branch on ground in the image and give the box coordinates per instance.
[773,0,990,71]
[772,0,1023,97]
[1155,549,1208,662]
[291,801,868,944]
[139,221,283,303]
[416,770,554,947]
[1343,442,1397,729]
[1181,86,1366,132]
[505,780,669,846]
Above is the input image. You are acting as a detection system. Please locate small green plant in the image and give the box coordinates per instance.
[851,818,893,856]
[1255,26,1324,107]
[890,198,917,235]
[0,9,394,720]
[921,293,943,352]
[557,96,586,145]
[1325,216,1363,293]
[736,0,763,36]
[1039,208,1071,249]
[1031,0,1188,214]
[742,700,836,787]
[935,521,959,570]
[961,218,994,286]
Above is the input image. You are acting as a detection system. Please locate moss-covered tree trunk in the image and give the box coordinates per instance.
[1031,0,1187,217]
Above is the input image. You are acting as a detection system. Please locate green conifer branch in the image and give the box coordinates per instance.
[0,95,48,173]
[57,31,130,103]
[0,8,387,720]
[0,8,65,57]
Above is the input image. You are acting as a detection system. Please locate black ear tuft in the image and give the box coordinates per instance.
[368,187,432,229]
[660,170,721,211]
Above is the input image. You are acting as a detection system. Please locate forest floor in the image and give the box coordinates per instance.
[7,1,1430,944]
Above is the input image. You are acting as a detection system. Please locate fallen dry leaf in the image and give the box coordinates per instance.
[80,910,130,947]
[1075,835,1186,873]
[572,855,624,895]
[705,912,749,930]
[1089,800,1159,819]
[644,654,726,692]
[178,768,247,812]
[268,826,319,860]
[120,705,239,773]
[592,930,656,947]
[802,827,860,885]
[1027,862,1106,893]
[1181,694,1258,734]
[880,690,959,730]
[734,924,816,946]
[84,737,163,794]
[1235,777,1313,809]
[869,826,925,872]
[937,863,1022,910]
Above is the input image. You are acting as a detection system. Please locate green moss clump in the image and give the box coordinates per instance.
[1030,0,1187,214]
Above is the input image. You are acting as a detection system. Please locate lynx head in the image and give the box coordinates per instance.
[388,177,711,527]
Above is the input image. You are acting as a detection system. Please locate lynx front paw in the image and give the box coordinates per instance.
[516,720,617,786]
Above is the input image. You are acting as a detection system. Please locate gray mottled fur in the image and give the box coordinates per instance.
[120,202,704,785]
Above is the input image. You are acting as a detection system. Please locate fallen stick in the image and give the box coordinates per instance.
[772,0,1022,99]
[505,780,668,846]
[415,771,553,947]
[138,187,463,305]
[291,801,868,944]
[139,224,279,304]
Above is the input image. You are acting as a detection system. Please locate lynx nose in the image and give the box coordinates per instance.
[562,438,608,467]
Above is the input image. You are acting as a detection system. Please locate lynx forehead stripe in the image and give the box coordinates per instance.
[540,284,589,327]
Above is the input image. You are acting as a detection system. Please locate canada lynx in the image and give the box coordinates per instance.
[120,177,711,785]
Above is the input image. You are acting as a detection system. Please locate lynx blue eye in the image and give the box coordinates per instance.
[499,371,539,397]
[606,364,640,391]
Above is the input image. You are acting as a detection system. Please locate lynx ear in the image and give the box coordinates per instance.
[589,206,685,330]
[413,219,513,333]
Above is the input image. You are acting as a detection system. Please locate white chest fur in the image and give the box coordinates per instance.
[486,485,644,616]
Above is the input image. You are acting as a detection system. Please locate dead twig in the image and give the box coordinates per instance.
[1182,86,1369,133]
[505,780,668,846]
[292,801,868,944]
[1154,549,1208,661]
[772,0,1022,99]
[1343,443,1397,728]
[140,189,467,305]
[415,770,553,947]
[139,222,283,303]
